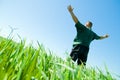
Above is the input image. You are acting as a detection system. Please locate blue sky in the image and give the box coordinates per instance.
[0,0,120,77]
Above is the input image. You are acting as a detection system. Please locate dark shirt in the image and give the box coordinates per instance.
[73,21,100,47]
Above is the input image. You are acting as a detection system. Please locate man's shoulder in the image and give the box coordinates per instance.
[89,30,95,34]
[75,21,84,26]
[75,21,86,30]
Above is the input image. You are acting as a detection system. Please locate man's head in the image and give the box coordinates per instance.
[85,21,93,29]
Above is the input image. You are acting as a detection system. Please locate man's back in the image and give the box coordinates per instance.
[73,21,100,47]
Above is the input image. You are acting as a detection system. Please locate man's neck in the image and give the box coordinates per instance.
[88,27,92,30]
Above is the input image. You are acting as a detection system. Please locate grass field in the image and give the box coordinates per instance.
[0,36,118,80]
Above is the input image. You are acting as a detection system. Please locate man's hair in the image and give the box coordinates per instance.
[88,21,93,27]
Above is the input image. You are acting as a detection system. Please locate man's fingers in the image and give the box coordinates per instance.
[68,5,71,9]
[67,5,73,12]
[105,34,109,38]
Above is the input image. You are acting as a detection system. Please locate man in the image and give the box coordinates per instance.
[67,5,109,65]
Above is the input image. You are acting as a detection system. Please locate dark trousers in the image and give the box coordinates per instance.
[70,44,89,65]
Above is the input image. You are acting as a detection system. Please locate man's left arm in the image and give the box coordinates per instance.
[99,34,109,40]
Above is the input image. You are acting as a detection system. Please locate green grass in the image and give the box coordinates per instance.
[0,36,118,80]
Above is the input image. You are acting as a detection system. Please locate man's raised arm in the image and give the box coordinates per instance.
[67,5,78,24]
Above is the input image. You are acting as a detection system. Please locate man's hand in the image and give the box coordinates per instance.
[99,34,109,40]
[67,5,78,23]
[67,5,74,12]
[104,34,109,38]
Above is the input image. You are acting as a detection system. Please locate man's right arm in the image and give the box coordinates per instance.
[67,5,78,24]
